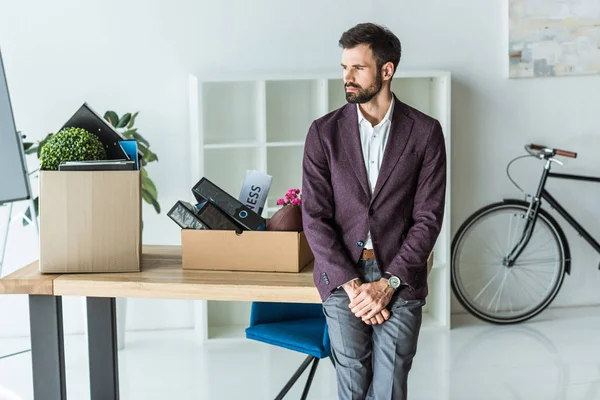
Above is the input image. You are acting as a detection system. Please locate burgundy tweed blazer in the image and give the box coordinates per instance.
[302,96,447,302]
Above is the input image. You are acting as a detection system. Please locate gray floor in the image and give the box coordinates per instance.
[0,306,599,399]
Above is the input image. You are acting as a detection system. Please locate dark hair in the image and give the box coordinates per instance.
[339,23,401,75]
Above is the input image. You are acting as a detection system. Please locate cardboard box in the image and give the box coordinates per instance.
[39,170,141,273]
[181,229,314,273]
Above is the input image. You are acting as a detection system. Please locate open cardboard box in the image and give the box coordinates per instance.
[181,222,433,275]
[181,226,314,273]
[38,170,142,273]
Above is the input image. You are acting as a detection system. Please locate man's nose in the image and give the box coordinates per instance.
[343,69,354,82]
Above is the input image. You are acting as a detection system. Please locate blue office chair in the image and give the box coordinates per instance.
[245,302,334,400]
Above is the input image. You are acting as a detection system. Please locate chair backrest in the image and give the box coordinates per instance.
[248,302,325,327]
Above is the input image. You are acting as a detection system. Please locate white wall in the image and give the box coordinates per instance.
[2,0,600,337]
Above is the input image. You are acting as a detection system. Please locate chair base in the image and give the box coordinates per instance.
[274,355,336,400]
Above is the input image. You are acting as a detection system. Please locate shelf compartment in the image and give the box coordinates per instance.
[265,146,304,211]
[202,147,261,200]
[201,81,263,145]
[266,80,326,143]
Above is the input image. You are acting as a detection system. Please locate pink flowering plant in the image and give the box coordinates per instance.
[276,188,302,207]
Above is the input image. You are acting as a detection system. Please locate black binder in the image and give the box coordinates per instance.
[167,201,209,230]
[192,177,266,231]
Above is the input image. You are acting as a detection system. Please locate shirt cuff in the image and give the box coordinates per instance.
[337,277,360,289]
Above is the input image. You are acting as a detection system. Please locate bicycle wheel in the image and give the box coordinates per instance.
[451,200,568,324]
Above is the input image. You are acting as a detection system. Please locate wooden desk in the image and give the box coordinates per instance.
[0,245,320,400]
[54,245,320,302]
[0,261,58,295]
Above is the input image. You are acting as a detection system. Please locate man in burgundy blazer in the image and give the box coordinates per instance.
[302,23,446,399]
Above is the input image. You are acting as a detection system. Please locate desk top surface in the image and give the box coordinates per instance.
[0,246,321,303]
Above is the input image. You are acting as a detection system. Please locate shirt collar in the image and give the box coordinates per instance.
[357,96,395,127]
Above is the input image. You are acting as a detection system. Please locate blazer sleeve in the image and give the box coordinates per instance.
[387,119,447,290]
[302,121,360,290]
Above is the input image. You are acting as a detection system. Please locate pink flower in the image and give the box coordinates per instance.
[278,188,303,207]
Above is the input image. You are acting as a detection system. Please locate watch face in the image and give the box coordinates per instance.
[388,276,401,289]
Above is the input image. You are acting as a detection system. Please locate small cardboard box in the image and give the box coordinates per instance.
[39,170,141,273]
[181,229,314,273]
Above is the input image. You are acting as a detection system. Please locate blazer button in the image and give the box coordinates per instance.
[369,209,375,216]
[357,241,364,247]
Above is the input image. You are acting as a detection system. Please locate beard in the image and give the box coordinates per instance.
[345,70,383,104]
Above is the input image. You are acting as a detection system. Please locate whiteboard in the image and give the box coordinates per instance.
[0,48,30,204]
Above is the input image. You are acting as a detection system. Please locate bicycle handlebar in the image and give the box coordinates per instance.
[525,143,578,159]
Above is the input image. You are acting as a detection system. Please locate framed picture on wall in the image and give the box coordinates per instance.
[509,0,600,78]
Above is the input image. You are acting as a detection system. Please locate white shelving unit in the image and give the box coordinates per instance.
[188,71,452,343]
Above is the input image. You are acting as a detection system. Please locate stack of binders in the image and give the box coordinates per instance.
[168,177,267,232]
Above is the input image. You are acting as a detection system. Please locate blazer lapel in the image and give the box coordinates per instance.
[339,105,370,199]
[371,97,414,203]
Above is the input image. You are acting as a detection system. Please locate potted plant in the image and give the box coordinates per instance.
[22,110,160,223]
[39,127,106,170]
[266,188,303,232]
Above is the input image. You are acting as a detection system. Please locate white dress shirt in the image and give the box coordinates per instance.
[359,99,394,249]
[337,98,394,288]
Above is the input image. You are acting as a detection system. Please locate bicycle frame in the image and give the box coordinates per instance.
[505,158,600,267]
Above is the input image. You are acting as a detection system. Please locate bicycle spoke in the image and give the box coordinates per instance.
[490,227,507,259]
[521,234,556,256]
[506,273,514,314]
[466,233,504,259]
[472,269,502,303]
[513,264,558,275]
[514,257,559,266]
[506,214,515,252]
[488,269,509,312]
[514,267,550,297]
[457,262,504,270]
[512,270,539,306]
[463,273,500,290]
[508,214,524,254]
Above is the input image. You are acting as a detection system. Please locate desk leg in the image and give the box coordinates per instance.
[87,297,119,400]
[29,295,67,400]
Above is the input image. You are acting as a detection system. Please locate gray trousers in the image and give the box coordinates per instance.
[323,259,424,400]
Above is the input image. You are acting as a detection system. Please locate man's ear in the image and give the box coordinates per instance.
[382,62,395,81]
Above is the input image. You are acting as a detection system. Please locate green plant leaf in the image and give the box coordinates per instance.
[142,188,161,214]
[23,197,39,226]
[139,143,158,163]
[127,111,139,129]
[121,128,137,138]
[37,133,53,158]
[117,113,131,128]
[129,131,149,147]
[24,142,39,155]
[104,111,119,128]
[142,174,158,200]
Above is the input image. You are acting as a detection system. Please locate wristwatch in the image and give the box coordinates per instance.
[382,273,402,290]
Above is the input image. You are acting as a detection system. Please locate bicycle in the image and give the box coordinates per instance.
[451,143,600,324]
